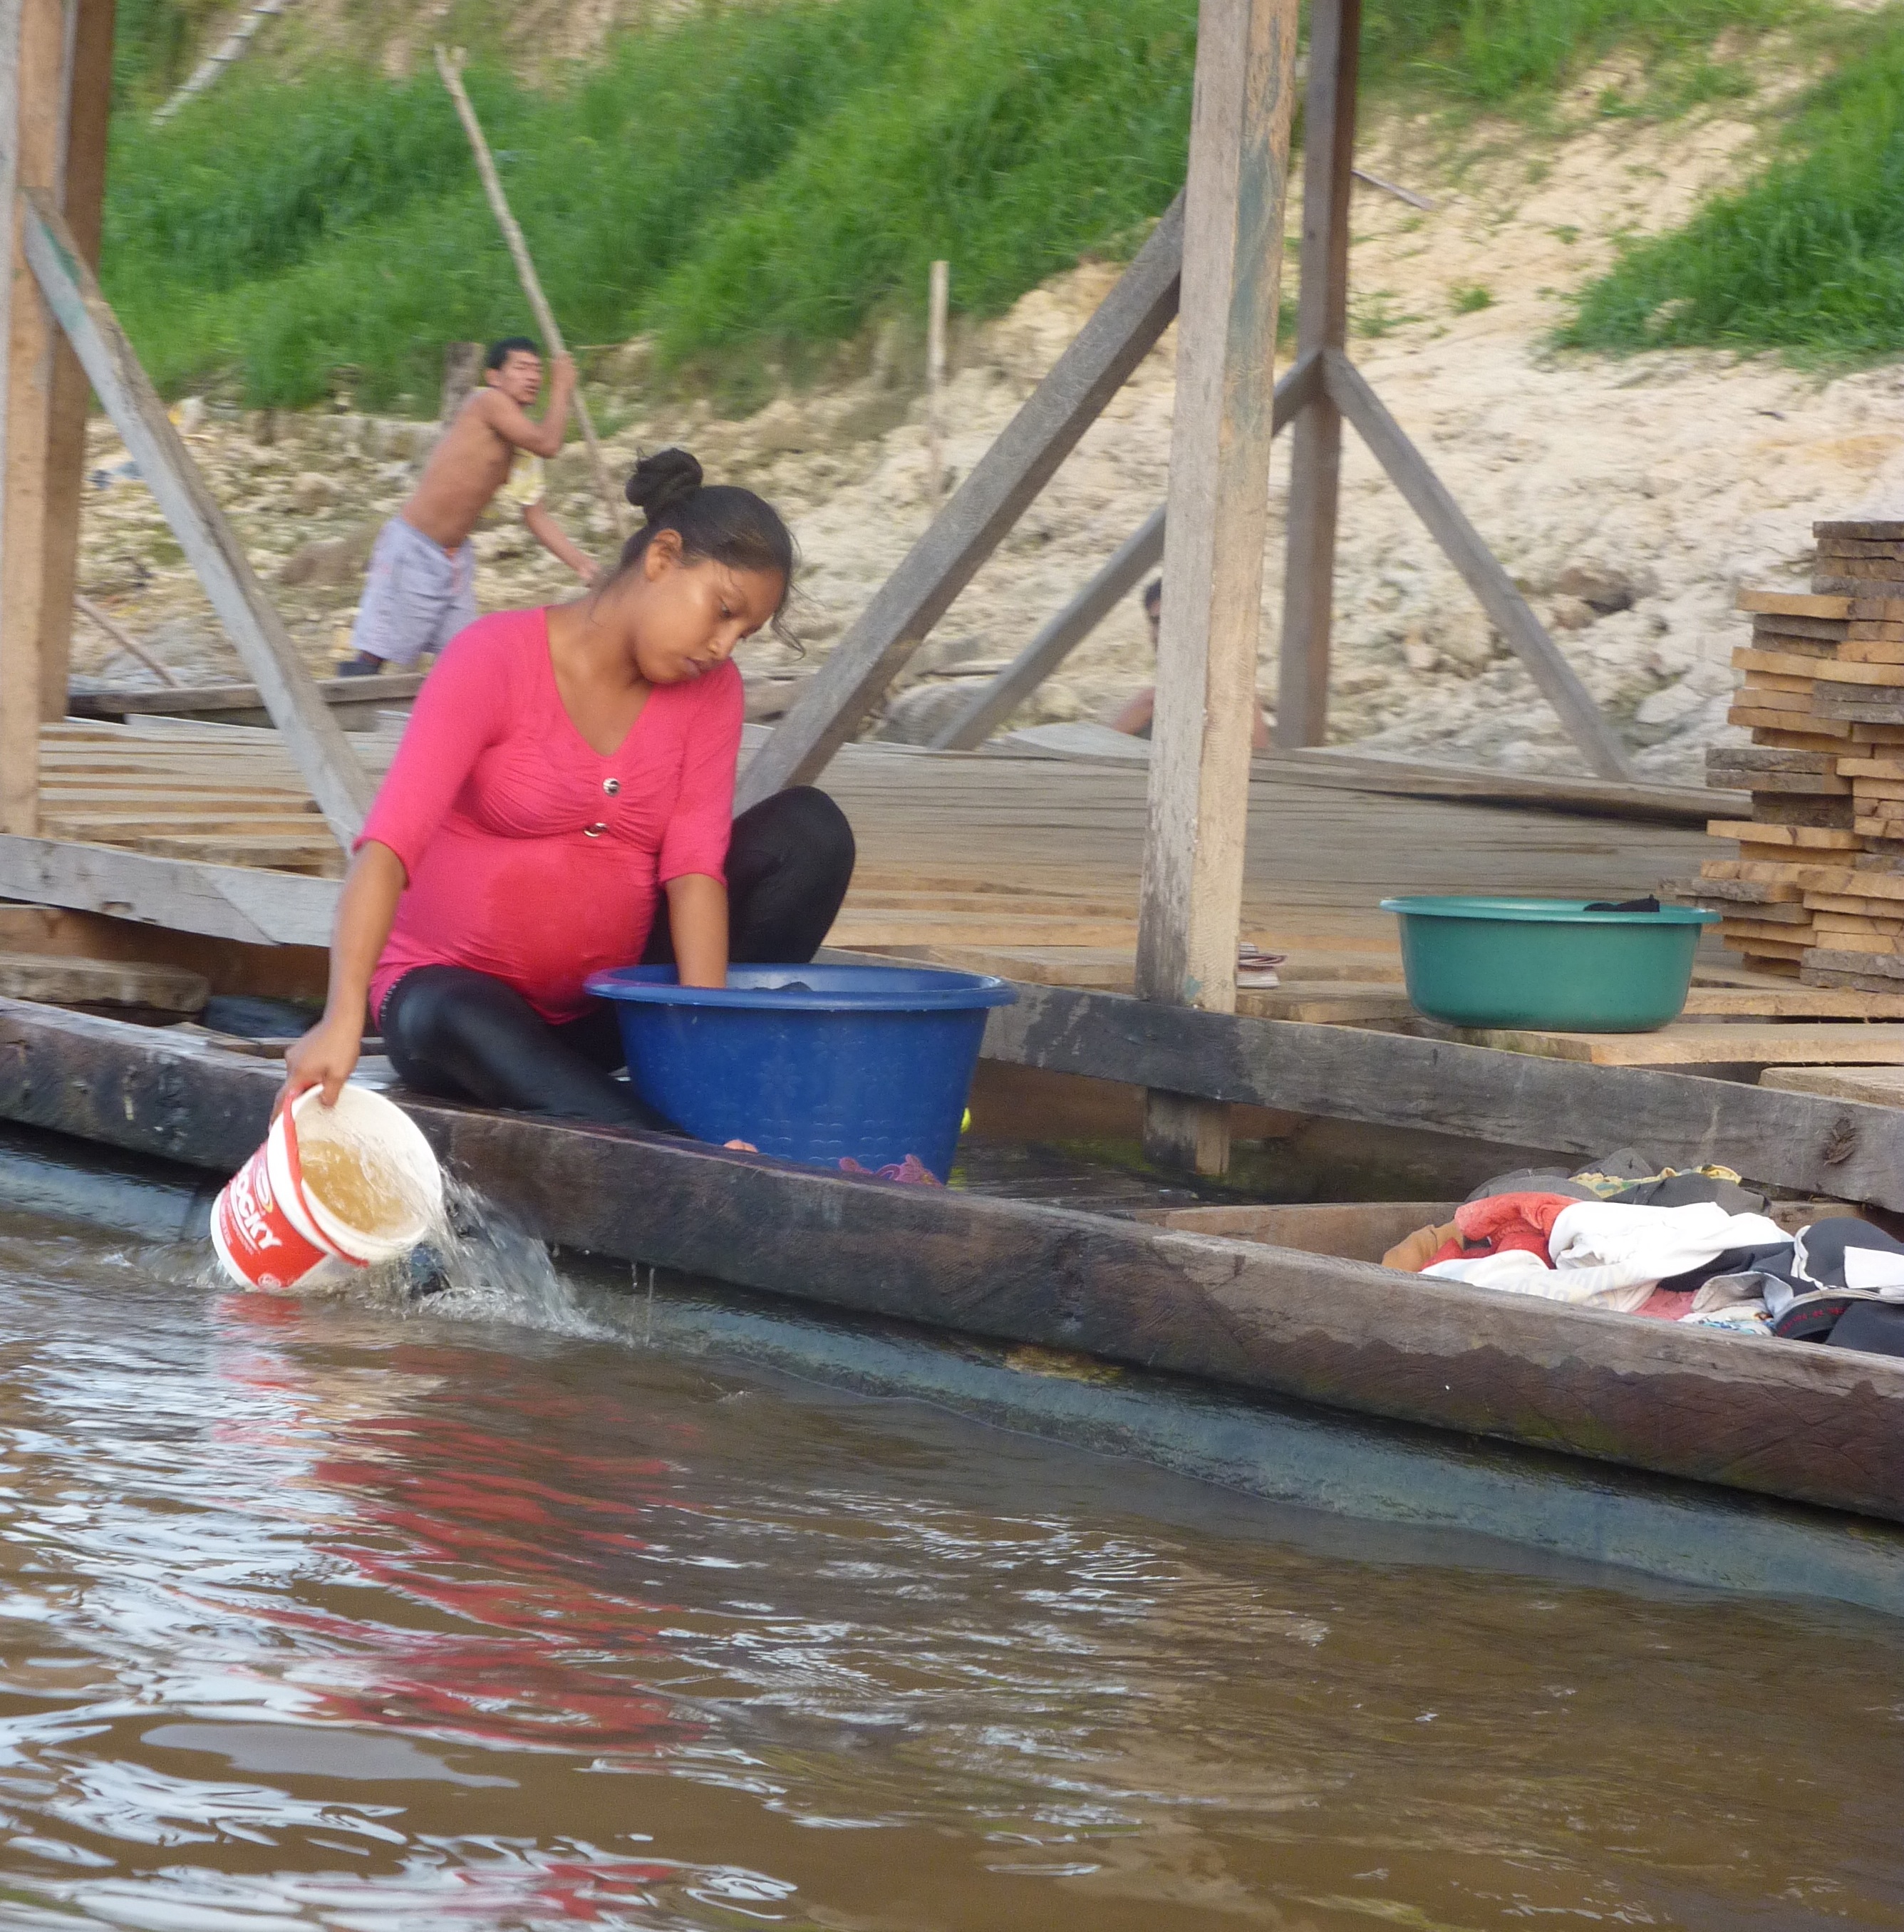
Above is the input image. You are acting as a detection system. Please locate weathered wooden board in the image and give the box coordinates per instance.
[68,671,424,728]
[1,996,1899,1527]
[1816,520,1904,542]
[1761,1064,1904,1107]
[983,979,1904,1209]
[1682,985,1904,1018]
[0,949,207,1013]
[1816,657,1904,686]
[1434,1021,1904,1068]
[1737,591,1853,619]
[1707,820,1860,850]
[1134,1198,1457,1262]
[0,834,338,946]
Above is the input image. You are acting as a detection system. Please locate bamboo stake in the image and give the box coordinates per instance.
[73,595,181,687]
[434,46,628,537]
[926,259,948,507]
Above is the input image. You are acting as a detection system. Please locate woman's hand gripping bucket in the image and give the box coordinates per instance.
[211,1085,445,1292]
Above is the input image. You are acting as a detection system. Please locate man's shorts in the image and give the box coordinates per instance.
[348,517,478,668]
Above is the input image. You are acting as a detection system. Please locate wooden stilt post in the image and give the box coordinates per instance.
[38,0,113,726]
[1276,0,1357,749]
[1135,0,1300,1175]
[0,0,71,836]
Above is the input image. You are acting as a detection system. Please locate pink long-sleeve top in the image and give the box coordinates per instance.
[358,607,743,1025]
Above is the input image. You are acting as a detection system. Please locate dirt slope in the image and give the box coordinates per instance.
[76,43,1903,779]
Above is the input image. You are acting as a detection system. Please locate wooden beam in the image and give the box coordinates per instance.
[984,978,1904,1212]
[1276,0,1358,748]
[1326,348,1636,782]
[0,832,339,946]
[735,195,1187,810]
[38,0,111,725]
[3,996,1901,1529]
[0,0,68,836]
[929,354,1322,752]
[20,192,376,845]
[1135,0,1301,1174]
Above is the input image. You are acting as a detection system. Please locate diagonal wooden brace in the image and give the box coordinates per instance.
[1326,346,1636,782]
[21,189,374,846]
[735,194,1188,810]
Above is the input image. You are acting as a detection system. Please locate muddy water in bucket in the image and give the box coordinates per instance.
[0,1195,1900,1927]
[299,1130,426,1239]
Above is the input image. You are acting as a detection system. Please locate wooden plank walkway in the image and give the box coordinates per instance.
[30,714,1904,1065]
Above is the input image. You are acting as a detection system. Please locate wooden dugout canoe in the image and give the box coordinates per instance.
[1,993,1900,1530]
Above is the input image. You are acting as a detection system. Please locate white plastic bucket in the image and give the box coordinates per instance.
[210,1085,444,1292]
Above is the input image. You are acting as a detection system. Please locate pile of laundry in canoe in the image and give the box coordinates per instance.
[1381,1150,1904,1356]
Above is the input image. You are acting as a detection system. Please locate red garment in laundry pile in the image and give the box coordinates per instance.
[1425,1192,1578,1270]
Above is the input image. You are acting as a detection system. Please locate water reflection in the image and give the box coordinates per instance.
[0,1212,1899,1929]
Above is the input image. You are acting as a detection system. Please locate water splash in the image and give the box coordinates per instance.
[390,1178,611,1339]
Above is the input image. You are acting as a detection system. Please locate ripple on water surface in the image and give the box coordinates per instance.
[0,1208,1898,1931]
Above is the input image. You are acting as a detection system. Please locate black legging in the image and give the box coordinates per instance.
[379,785,855,1125]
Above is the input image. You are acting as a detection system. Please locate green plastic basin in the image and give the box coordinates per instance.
[1379,896,1720,1032]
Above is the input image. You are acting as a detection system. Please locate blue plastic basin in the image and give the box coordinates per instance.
[585,963,1018,1179]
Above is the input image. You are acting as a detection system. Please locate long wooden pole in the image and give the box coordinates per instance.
[1134,0,1301,1176]
[1276,0,1358,749]
[434,45,627,539]
[925,257,948,507]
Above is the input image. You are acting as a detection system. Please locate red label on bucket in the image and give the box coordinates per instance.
[213,1142,328,1291]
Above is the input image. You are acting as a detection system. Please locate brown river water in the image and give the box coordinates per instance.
[1,1200,1901,1931]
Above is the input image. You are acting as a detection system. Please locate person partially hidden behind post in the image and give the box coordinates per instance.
[1108,574,1272,751]
[283,448,856,1127]
[342,336,597,676]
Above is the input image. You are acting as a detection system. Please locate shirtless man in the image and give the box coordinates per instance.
[1108,574,1271,750]
[344,336,596,674]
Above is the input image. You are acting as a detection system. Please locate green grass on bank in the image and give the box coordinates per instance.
[1563,11,1904,360]
[105,0,1803,411]
[1360,0,1796,105]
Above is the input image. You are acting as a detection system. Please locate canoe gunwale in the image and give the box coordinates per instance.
[0,993,1899,1530]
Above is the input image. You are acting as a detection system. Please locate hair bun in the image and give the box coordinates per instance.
[626,448,703,521]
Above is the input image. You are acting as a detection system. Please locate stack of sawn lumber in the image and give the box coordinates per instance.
[1699,519,1904,987]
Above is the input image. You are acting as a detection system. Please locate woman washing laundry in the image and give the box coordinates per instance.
[283,450,854,1127]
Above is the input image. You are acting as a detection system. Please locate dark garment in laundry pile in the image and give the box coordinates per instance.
[1463,1146,1769,1217]
[1422,1147,1904,1354]
[1712,1215,1904,1348]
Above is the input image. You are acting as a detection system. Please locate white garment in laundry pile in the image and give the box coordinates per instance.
[1423,1201,1790,1313]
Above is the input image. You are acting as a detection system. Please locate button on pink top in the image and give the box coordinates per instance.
[358,607,743,1024]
